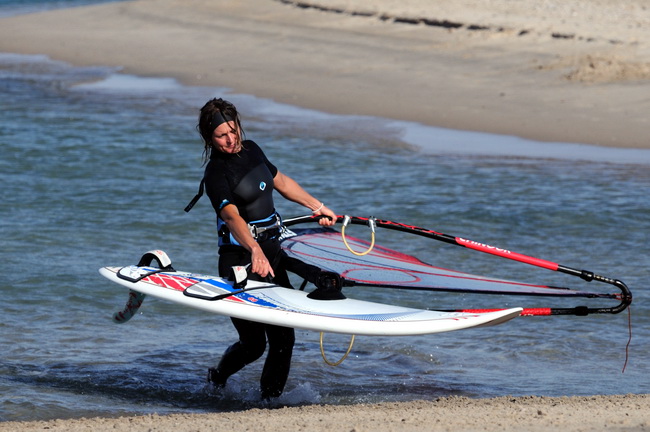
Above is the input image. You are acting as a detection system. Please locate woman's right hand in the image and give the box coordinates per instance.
[220,205,275,279]
[250,246,274,279]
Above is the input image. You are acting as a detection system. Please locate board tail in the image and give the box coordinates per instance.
[111,250,174,323]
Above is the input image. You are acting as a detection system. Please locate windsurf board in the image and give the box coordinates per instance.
[100,253,521,336]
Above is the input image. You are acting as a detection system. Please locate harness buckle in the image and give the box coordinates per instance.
[248,214,283,240]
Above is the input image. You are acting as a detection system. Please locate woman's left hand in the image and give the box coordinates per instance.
[314,205,337,226]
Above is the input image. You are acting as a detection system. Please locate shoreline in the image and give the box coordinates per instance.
[1,394,648,431]
[0,0,648,148]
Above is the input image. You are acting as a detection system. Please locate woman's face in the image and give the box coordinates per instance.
[211,121,241,153]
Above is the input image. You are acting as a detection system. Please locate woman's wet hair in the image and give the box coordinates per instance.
[197,98,245,162]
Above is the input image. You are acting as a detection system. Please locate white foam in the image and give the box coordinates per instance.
[0,0,117,19]
[0,52,51,64]
[277,382,322,405]
[396,121,650,164]
[72,73,184,93]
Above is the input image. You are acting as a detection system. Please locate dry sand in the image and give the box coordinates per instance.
[0,395,647,431]
[0,1,649,430]
[0,0,648,148]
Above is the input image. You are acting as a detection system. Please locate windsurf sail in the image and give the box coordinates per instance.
[280,215,632,316]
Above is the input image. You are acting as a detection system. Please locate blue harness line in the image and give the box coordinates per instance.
[217,212,283,246]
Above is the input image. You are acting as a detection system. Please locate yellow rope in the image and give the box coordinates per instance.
[319,332,355,366]
[341,215,376,256]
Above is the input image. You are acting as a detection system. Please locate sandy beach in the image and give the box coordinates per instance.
[1,1,649,430]
[0,0,648,148]
[0,395,647,431]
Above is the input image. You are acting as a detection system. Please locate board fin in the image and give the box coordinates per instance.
[113,289,146,323]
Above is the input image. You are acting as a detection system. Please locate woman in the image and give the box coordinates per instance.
[190,98,341,399]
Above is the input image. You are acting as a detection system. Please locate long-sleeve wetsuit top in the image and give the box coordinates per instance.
[204,140,278,246]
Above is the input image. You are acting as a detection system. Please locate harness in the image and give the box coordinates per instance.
[248,213,283,240]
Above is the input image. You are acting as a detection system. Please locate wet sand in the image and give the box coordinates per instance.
[0,395,647,431]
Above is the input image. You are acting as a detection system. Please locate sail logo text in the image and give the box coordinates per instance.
[458,238,512,254]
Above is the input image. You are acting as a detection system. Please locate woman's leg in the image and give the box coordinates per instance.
[260,324,295,399]
[208,317,267,386]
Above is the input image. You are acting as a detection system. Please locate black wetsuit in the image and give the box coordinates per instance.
[204,140,321,398]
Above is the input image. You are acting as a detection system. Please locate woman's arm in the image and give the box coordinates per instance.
[220,204,275,278]
[273,170,337,226]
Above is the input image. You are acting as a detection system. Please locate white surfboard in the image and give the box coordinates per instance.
[100,254,521,336]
